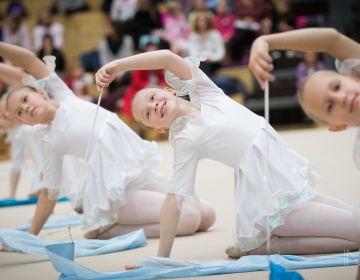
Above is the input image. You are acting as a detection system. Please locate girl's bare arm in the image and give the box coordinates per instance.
[0,63,29,87]
[249,28,360,89]
[0,42,50,80]
[95,50,192,92]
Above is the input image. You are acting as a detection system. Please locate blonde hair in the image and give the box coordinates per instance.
[6,85,38,112]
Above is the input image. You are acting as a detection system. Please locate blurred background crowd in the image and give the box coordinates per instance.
[0,0,359,142]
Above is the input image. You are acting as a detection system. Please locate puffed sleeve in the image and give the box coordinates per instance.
[161,136,201,212]
[165,53,225,103]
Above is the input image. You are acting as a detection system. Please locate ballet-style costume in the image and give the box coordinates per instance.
[37,57,162,228]
[5,126,25,174]
[164,53,321,251]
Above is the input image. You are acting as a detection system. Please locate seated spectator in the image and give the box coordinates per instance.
[228,0,272,62]
[133,0,163,50]
[188,0,214,29]
[161,0,191,56]
[5,1,27,18]
[296,52,325,89]
[121,35,167,117]
[33,8,64,52]
[38,34,66,78]
[50,0,89,15]
[2,15,32,50]
[179,0,194,16]
[65,61,93,102]
[213,0,235,43]
[110,0,138,22]
[272,0,295,33]
[99,21,134,90]
[189,12,225,75]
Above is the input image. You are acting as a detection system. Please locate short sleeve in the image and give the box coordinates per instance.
[165,53,225,103]
[161,136,200,212]
[32,56,75,102]
[41,141,64,200]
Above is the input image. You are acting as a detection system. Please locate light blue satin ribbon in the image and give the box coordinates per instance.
[0,229,147,257]
[45,246,358,280]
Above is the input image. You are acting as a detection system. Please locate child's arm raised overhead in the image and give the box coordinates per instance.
[95,50,192,92]
[0,63,29,87]
[0,42,50,80]
[249,28,360,89]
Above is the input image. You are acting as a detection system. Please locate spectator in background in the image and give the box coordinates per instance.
[99,21,134,90]
[272,0,295,33]
[38,34,66,78]
[133,0,163,51]
[33,8,64,52]
[296,52,325,90]
[51,0,89,15]
[188,0,214,29]
[189,12,225,75]
[5,1,27,18]
[228,0,272,62]
[179,0,194,16]
[2,15,32,50]
[161,0,191,56]
[213,0,235,43]
[121,35,167,118]
[110,0,138,22]
[65,61,93,102]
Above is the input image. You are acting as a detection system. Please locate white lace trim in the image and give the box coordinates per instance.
[22,55,56,94]
[166,52,207,146]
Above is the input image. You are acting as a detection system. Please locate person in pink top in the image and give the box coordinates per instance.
[213,0,235,43]
[162,0,191,57]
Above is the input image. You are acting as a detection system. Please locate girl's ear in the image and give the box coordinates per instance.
[153,127,166,134]
[38,89,48,99]
[328,124,347,132]
[164,87,176,95]
[350,74,360,82]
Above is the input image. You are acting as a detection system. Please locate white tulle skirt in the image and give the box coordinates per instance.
[234,122,320,251]
[46,115,163,228]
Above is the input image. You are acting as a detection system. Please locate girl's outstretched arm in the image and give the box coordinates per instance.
[249,28,360,89]
[28,188,57,235]
[0,63,29,88]
[95,50,192,92]
[0,42,50,80]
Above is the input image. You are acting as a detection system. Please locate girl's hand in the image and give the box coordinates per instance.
[125,264,136,270]
[248,37,275,90]
[95,61,119,93]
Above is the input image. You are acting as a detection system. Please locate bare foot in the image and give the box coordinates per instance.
[125,264,136,270]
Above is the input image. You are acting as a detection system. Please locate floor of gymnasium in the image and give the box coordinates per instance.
[0,126,359,279]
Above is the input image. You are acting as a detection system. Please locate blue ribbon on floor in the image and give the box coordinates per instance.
[0,197,68,207]
[14,213,83,231]
[0,229,147,257]
[45,246,359,280]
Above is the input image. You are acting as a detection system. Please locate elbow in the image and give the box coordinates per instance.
[163,194,180,211]
[162,50,178,68]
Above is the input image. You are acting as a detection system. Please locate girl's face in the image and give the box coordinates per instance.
[132,87,178,132]
[216,0,227,14]
[7,88,50,125]
[196,15,208,31]
[302,71,360,130]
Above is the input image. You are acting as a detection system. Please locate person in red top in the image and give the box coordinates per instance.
[121,35,167,118]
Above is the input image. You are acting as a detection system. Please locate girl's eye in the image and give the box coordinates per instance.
[334,82,340,91]
[18,109,22,116]
[327,101,333,113]
[24,96,28,102]
[147,111,150,119]
[151,94,155,101]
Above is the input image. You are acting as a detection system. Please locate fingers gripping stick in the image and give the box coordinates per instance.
[68,88,104,245]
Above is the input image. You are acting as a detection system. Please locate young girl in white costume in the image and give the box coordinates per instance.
[95,49,359,265]
[1,42,216,239]
[248,27,360,279]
